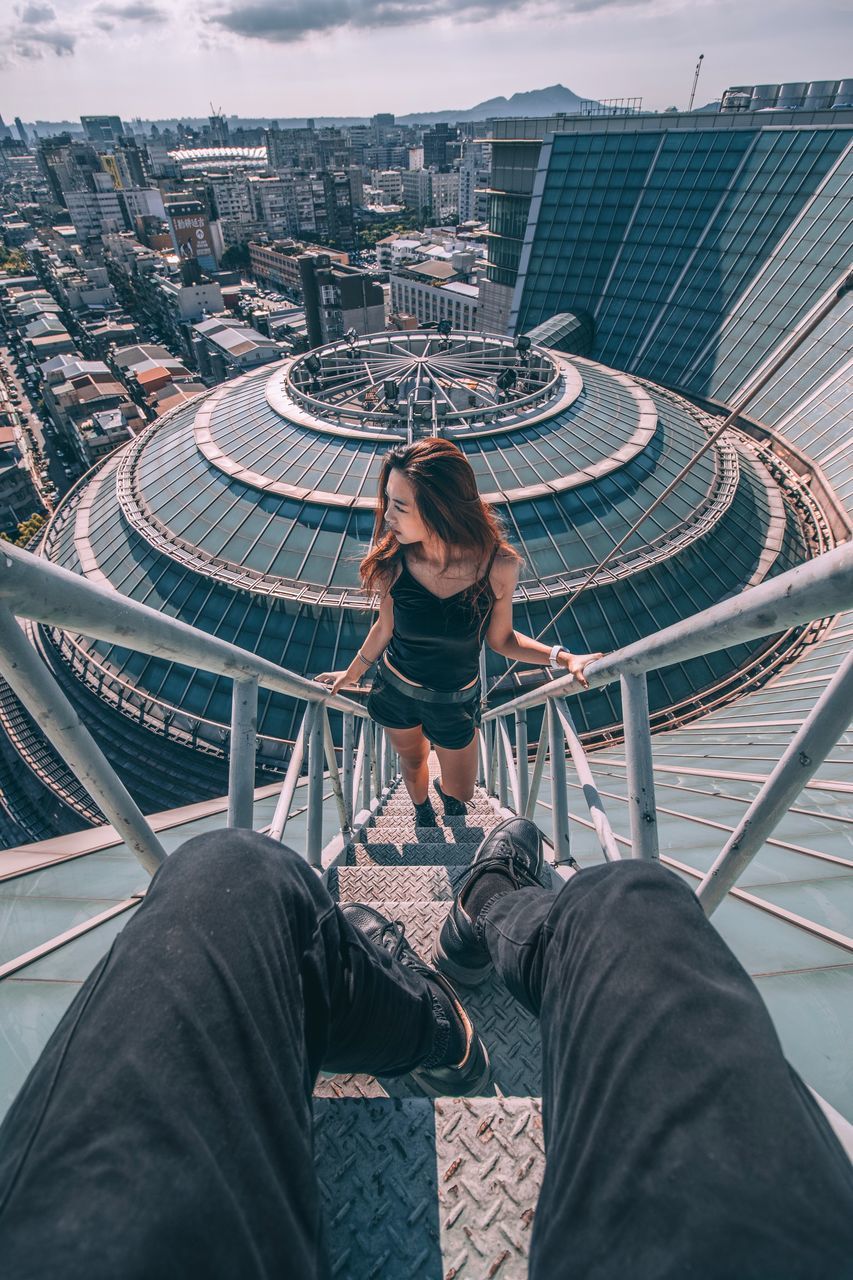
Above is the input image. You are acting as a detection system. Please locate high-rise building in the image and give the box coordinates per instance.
[37,136,103,207]
[458,141,491,223]
[80,115,125,148]
[480,105,853,336]
[401,168,432,217]
[299,253,385,346]
[422,123,459,171]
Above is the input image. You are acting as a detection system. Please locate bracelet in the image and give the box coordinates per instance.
[548,644,566,670]
[356,650,373,667]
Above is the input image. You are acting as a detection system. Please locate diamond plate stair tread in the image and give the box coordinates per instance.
[320,900,542,1097]
[327,865,457,903]
[369,817,493,844]
[350,842,475,868]
[314,1097,443,1279]
[313,1097,544,1280]
[436,1097,544,1279]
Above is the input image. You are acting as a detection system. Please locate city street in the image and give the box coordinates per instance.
[0,336,71,508]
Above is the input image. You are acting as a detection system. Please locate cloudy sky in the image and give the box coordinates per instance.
[0,0,847,121]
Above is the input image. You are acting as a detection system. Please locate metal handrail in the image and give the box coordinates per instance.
[484,542,852,719]
[0,538,376,873]
[1,537,851,915]
[478,541,853,911]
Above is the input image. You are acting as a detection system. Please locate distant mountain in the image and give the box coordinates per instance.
[25,86,609,137]
[397,85,599,125]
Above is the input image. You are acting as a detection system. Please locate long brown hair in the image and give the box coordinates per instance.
[360,438,519,595]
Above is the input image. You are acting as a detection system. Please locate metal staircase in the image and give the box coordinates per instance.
[314,755,549,1279]
[1,538,852,1277]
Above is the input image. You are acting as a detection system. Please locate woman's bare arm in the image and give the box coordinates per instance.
[317,578,395,695]
[485,556,602,689]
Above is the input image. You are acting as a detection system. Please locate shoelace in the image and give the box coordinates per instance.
[380,919,410,964]
[464,839,538,893]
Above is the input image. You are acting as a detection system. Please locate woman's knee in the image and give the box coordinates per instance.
[396,742,429,770]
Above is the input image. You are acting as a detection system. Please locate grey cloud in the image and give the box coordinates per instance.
[13,25,75,53]
[95,1,168,21]
[16,2,56,21]
[211,0,564,42]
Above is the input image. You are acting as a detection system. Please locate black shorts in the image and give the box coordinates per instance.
[366,667,482,751]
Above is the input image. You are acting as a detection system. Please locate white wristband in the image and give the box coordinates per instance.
[549,644,565,670]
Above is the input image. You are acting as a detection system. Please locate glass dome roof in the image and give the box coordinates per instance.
[33,331,811,796]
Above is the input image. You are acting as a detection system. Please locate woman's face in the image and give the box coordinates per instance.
[384,467,431,546]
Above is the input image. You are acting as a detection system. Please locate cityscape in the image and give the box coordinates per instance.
[0,54,852,1278]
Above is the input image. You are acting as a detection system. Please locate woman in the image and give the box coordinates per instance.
[318,439,601,826]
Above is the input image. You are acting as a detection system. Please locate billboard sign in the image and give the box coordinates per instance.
[170,211,214,262]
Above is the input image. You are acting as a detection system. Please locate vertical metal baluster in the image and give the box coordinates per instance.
[269,709,308,841]
[322,706,348,834]
[547,698,571,865]
[621,673,659,860]
[497,716,509,808]
[359,719,373,812]
[555,698,620,862]
[227,674,258,830]
[306,702,324,868]
[524,716,548,819]
[515,708,529,814]
[341,712,354,827]
[477,648,488,786]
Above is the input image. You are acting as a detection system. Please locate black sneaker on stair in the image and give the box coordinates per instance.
[434,778,467,817]
[340,902,491,1097]
[414,796,438,827]
[432,817,545,986]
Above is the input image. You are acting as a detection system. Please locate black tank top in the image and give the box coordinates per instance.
[386,548,498,691]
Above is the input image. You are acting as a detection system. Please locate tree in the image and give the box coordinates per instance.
[0,246,29,275]
[1,511,47,546]
[220,243,251,271]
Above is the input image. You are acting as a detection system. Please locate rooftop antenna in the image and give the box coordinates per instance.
[688,54,705,112]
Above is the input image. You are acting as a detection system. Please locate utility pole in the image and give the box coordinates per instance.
[688,54,705,112]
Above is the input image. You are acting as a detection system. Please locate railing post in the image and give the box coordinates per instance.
[497,717,509,809]
[227,674,258,830]
[269,709,308,842]
[341,712,354,826]
[515,708,529,814]
[0,604,166,875]
[477,648,488,786]
[360,720,373,811]
[698,650,853,915]
[305,701,324,868]
[554,698,621,863]
[547,698,572,865]
[620,673,659,860]
[375,728,384,791]
[524,716,548,819]
[322,707,348,834]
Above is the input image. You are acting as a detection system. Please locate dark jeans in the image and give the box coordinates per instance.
[0,831,850,1279]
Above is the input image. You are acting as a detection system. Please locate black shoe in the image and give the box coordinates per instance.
[434,778,467,817]
[432,817,545,987]
[414,796,438,827]
[340,902,491,1097]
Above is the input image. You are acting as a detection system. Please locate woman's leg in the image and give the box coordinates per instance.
[434,731,480,804]
[386,723,431,804]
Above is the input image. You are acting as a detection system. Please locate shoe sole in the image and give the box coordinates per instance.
[431,927,493,987]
